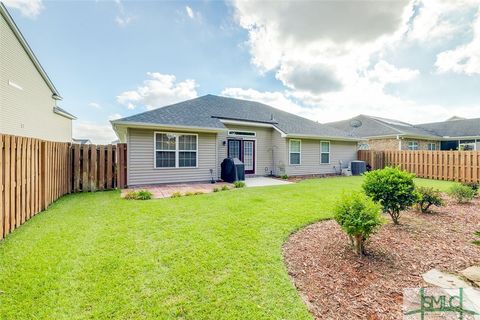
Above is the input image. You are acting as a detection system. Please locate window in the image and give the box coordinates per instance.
[228,130,256,137]
[289,139,301,165]
[320,141,330,164]
[155,132,197,168]
[459,140,476,151]
[407,141,418,150]
[427,143,436,151]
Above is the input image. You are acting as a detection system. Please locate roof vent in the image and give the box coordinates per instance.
[270,113,276,122]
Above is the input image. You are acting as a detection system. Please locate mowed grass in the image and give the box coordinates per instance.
[0,176,453,319]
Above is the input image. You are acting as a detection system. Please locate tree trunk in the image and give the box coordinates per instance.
[390,210,400,224]
[354,234,364,256]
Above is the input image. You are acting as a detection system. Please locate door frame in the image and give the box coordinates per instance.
[227,138,256,174]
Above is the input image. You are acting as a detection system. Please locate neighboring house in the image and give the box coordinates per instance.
[0,3,75,142]
[111,95,361,186]
[327,114,480,151]
[72,138,92,145]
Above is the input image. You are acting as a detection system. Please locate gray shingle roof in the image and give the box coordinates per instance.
[327,115,439,138]
[417,118,480,137]
[114,94,356,139]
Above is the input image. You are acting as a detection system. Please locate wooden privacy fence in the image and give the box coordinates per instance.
[358,150,480,183]
[1,133,127,240]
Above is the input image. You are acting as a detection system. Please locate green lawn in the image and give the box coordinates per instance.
[0,177,453,319]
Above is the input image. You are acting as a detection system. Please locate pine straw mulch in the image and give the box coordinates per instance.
[283,196,480,320]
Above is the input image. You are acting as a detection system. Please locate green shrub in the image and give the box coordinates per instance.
[416,186,444,213]
[194,191,204,195]
[184,191,194,196]
[171,191,182,198]
[124,190,152,200]
[234,181,246,188]
[448,183,475,203]
[362,167,419,224]
[334,192,382,255]
[221,185,230,191]
[136,190,153,200]
[462,182,479,196]
[280,174,289,180]
[473,231,480,246]
[213,187,220,192]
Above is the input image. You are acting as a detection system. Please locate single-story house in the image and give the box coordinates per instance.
[0,3,75,142]
[327,114,480,151]
[111,95,362,186]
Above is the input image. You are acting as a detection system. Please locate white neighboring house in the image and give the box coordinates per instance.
[0,3,75,142]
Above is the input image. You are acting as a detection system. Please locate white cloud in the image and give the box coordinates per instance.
[73,121,118,145]
[367,61,419,85]
[116,72,198,110]
[185,6,194,19]
[435,8,480,75]
[108,113,122,121]
[88,102,101,109]
[3,0,44,17]
[114,0,134,27]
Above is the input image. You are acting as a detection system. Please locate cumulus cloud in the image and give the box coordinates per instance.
[435,8,480,75]
[367,61,419,85]
[88,102,101,109]
[116,72,198,110]
[3,0,44,17]
[73,121,118,145]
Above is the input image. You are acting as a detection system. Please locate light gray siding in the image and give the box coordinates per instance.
[284,139,357,176]
[0,11,72,142]
[216,124,274,176]
[272,129,287,175]
[128,128,217,186]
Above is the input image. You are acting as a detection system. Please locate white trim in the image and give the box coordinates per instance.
[289,139,301,165]
[407,140,419,150]
[154,131,198,169]
[227,138,257,174]
[112,121,226,133]
[285,134,363,142]
[427,142,437,151]
[320,141,330,164]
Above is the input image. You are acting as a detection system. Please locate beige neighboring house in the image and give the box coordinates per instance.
[111,95,362,186]
[0,3,75,142]
[328,114,480,151]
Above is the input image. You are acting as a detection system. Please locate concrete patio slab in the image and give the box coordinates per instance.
[244,177,292,187]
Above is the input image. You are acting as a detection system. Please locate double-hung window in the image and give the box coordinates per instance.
[408,141,418,150]
[427,143,436,151]
[320,141,330,164]
[289,140,301,165]
[155,132,197,168]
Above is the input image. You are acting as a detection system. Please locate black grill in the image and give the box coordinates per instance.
[221,158,245,183]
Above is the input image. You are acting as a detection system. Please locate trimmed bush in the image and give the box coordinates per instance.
[334,192,382,255]
[221,185,230,191]
[280,174,289,180]
[213,187,220,193]
[184,191,194,196]
[171,191,182,198]
[362,166,418,225]
[448,183,475,203]
[124,190,153,200]
[416,186,444,213]
[194,191,204,195]
[234,181,246,188]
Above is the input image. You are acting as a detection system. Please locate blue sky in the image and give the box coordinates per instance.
[4,0,480,143]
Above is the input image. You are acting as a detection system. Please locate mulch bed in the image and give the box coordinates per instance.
[283,196,480,320]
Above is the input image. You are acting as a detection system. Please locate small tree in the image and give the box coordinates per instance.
[362,167,418,225]
[334,192,382,255]
[416,186,444,213]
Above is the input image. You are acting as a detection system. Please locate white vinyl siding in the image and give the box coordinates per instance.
[128,128,216,185]
[0,11,72,142]
[320,141,330,164]
[289,139,301,165]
